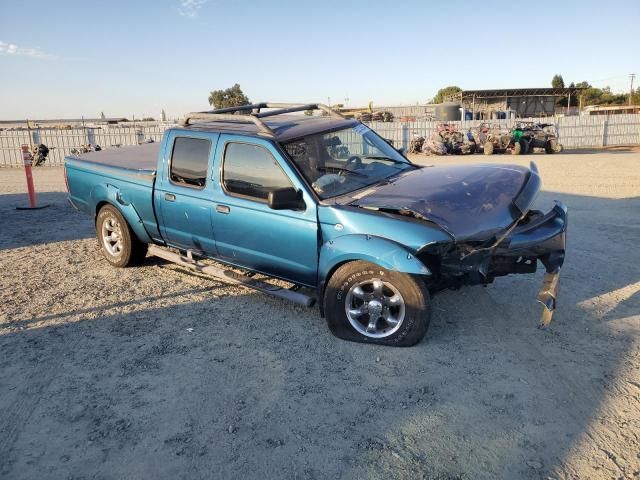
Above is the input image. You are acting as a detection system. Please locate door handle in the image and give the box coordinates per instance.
[216,205,230,214]
[165,193,176,202]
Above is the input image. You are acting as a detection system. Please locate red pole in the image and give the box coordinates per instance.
[21,144,37,208]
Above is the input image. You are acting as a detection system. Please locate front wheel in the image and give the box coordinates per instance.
[96,205,147,267]
[324,261,430,346]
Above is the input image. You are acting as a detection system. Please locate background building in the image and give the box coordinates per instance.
[454,87,583,119]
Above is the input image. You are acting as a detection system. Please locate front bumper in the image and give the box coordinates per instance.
[420,201,568,325]
[493,201,567,325]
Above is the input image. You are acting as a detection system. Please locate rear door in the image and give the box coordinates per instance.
[210,134,318,286]
[154,130,220,254]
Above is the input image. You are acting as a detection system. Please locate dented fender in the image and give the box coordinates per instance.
[91,183,153,244]
[317,234,431,311]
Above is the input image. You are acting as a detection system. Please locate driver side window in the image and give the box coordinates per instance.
[222,142,293,201]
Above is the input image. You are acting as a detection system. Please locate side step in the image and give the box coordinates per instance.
[148,245,315,307]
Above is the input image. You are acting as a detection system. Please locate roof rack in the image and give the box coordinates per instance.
[180,103,345,136]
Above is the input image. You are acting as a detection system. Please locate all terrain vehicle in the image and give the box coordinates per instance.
[514,122,563,154]
[424,124,477,155]
[476,123,522,155]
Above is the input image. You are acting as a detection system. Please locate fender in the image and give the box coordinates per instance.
[91,183,153,244]
[317,234,431,314]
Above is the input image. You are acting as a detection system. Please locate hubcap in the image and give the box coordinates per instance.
[101,215,123,256]
[345,278,405,338]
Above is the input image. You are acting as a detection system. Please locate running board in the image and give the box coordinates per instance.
[148,245,315,307]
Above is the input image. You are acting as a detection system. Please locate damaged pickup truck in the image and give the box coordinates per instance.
[65,103,567,346]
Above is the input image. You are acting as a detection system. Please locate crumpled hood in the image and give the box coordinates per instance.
[352,163,538,241]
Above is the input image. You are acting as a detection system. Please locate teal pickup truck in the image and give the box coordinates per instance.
[65,103,567,346]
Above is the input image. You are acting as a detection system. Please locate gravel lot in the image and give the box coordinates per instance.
[1,149,639,480]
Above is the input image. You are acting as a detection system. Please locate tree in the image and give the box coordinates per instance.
[432,86,462,104]
[208,84,250,109]
[564,80,628,108]
[551,74,565,89]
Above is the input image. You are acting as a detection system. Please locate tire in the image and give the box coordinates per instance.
[324,261,430,346]
[96,205,148,267]
[511,141,522,155]
[483,142,494,155]
[554,143,563,153]
[545,139,556,154]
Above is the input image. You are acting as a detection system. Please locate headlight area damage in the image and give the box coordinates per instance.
[355,162,567,326]
[417,201,567,326]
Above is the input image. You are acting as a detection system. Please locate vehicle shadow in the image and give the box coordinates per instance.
[0,190,638,480]
[0,192,94,250]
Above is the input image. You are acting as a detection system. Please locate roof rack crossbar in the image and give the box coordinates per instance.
[254,104,319,118]
[180,102,345,134]
[180,112,274,135]
[201,103,268,115]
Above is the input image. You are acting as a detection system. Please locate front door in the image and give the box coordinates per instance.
[211,135,318,286]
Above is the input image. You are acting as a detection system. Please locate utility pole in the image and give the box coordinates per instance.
[630,73,636,106]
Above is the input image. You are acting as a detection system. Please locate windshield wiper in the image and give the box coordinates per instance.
[362,155,409,165]
[317,166,367,178]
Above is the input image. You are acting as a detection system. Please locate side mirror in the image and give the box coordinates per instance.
[268,187,305,210]
[396,147,407,156]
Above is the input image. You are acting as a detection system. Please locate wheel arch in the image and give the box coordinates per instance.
[317,234,431,316]
[93,185,152,244]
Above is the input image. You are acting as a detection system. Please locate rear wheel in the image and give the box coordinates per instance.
[96,205,147,267]
[324,261,430,346]
[483,142,494,155]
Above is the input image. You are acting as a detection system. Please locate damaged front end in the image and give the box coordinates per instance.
[418,201,567,325]
[349,161,568,325]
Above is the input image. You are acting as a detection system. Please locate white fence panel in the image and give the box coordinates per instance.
[0,130,31,166]
[0,115,639,167]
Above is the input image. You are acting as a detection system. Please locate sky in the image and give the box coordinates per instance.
[0,0,638,120]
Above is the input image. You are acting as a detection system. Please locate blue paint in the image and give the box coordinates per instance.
[65,117,567,302]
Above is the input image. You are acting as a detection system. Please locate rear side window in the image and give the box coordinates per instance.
[222,143,293,200]
[170,137,211,188]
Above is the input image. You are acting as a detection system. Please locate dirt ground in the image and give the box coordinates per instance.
[0,149,639,480]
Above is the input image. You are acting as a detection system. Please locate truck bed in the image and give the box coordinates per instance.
[65,143,162,242]
[68,143,160,174]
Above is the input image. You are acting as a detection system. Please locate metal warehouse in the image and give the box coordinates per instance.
[454,87,583,119]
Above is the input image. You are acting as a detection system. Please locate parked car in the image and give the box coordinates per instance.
[65,103,567,346]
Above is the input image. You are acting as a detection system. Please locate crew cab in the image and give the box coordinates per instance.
[65,103,567,346]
